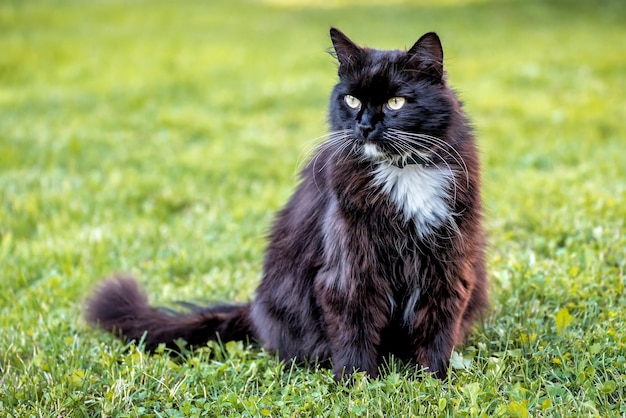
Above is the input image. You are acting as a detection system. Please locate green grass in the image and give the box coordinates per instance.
[1,0,625,416]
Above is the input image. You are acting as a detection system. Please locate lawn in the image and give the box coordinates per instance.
[1,0,625,416]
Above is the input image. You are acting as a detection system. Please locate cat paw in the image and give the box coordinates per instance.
[333,364,378,383]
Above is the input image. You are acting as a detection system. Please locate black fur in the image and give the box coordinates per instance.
[85,28,488,381]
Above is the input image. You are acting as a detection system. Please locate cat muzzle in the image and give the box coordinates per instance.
[394,154,428,168]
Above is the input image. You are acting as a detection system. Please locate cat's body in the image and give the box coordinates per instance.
[86,28,488,380]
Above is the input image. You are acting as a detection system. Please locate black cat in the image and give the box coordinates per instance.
[86,28,488,381]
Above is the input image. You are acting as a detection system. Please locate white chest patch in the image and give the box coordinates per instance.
[373,163,452,235]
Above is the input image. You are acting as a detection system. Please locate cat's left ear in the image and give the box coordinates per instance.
[406,32,444,82]
[330,27,364,70]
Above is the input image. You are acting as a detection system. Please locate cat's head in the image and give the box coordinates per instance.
[328,28,456,166]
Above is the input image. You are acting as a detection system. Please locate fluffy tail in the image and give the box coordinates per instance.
[85,276,253,351]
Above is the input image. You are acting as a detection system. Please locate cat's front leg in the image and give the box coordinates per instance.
[314,269,391,381]
[410,273,474,378]
[412,318,457,379]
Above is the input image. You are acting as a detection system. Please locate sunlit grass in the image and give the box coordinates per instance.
[1,0,625,416]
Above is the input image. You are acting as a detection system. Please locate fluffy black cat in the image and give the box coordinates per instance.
[86,28,488,381]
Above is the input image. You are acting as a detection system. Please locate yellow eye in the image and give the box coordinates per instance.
[387,97,406,110]
[344,95,361,109]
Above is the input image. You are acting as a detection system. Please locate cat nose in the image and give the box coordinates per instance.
[358,122,374,138]
[357,111,376,140]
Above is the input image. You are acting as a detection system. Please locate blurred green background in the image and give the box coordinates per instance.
[1,0,625,416]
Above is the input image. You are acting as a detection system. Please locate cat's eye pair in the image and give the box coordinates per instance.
[344,95,405,111]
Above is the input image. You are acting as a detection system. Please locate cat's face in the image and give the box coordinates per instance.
[328,28,455,166]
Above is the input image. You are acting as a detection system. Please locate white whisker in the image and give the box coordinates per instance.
[299,130,352,191]
[296,130,351,174]
[386,129,470,191]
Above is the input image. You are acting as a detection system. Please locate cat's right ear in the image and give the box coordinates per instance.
[406,32,444,82]
[329,28,363,69]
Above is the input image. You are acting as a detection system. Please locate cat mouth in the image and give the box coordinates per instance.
[362,142,386,159]
[362,142,429,167]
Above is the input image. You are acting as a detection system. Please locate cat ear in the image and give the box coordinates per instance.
[329,27,364,69]
[406,32,444,82]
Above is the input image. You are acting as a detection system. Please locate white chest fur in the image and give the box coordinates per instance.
[373,163,452,236]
